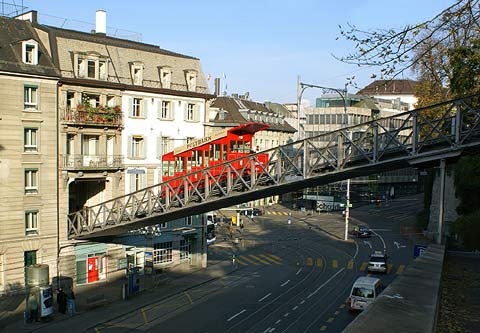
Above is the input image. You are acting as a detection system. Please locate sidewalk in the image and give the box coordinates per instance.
[3,259,236,333]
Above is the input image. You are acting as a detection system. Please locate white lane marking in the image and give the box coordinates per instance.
[296,268,302,275]
[275,319,281,324]
[308,268,345,298]
[363,240,372,249]
[281,280,290,287]
[371,230,387,252]
[227,309,246,322]
[261,328,271,333]
[259,293,272,302]
[353,241,359,259]
[300,300,305,304]
[292,306,298,311]
[268,328,276,333]
[284,312,290,317]
[394,241,406,249]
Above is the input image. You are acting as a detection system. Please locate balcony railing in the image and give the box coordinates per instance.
[62,105,123,127]
[61,154,124,170]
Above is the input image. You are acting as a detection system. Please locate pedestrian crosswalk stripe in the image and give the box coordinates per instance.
[320,325,327,331]
[327,317,334,323]
[306,257,313,266]
[235,258,248,265]
[240,256,260,265]
[316,258,323,268]
[396,264,405,274]
[266,211,289,215]
[347,260,354,269]
[268,254,282,261]
[332,260,338,269]
[387,263,394,274]
[259,254,282,265]
[249,254,271,265]
[359,262,368,271]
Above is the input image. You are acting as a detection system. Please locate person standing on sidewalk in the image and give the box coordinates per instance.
[27,291,39,323]
[65,286,76,316]
[57,288,67,314]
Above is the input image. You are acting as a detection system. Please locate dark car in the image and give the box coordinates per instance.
[352,226,372,238]
[242,208,262,216]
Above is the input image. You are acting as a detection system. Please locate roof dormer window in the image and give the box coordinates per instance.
[160,67,172,89]
[22,40,38,65]
[185,70,197,92]
[74,52,109,80]
[130,62,144,86]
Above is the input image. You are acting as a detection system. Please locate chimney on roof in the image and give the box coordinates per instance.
[95,10,107,35]
[214,78,220,96]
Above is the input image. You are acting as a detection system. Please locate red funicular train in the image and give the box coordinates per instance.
[161,122,270,192]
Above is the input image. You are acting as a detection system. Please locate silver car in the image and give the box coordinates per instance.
[367,251,388,274]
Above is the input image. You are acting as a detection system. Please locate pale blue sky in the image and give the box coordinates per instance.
[25,0,452,103]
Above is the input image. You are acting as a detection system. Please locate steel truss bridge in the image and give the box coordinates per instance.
[68,95,480,241]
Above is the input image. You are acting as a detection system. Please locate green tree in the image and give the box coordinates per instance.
[336,0,480,96]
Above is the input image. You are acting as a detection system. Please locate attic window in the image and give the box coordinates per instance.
[75,53,109,80]
[22,40,38,65]
[160,67,172,89]
[130,62,144,86]
[186,71,197,92]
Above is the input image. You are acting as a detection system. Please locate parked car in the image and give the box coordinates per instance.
[351,226,372,238]
[367,251,388,274]
[242,208,262,216]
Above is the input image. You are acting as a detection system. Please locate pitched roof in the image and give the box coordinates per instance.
[0,16,58,77]
[357,79,418,96]
[210,96,296,133]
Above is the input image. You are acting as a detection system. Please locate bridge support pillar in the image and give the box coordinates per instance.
[437,159,446,244]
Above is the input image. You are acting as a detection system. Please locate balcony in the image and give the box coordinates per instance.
[61,154,124,170]
[62,105,123,127]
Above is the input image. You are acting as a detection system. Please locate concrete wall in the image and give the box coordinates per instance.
[427,165,459,239]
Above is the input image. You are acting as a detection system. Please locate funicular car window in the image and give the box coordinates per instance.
[222,144,227,160]
[203,150,208,167]
[237,141,244,152]
[175,156,184,172]
[352,287,374,298]
[214,144,221,160]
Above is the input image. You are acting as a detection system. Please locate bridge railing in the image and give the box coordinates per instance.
[67,95,480,238]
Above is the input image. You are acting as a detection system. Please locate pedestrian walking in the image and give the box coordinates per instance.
[57,287,67,314]
[65,286,76,316]
[240,219,244,231]
[27,291,39,323]
[232,254,236,266]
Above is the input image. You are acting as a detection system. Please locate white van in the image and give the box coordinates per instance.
[348,276,383,311]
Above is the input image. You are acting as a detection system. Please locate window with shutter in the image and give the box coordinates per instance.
[142,99,149,118]
[127,136,132,158]
[142,136,147,158]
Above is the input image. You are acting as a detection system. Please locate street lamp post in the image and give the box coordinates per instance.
[296,78,350,240]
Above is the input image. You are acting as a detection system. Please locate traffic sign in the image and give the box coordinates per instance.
[414,245,428,258]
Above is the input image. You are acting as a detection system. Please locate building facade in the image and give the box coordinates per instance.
[0,14,59,293]
[0,9,213,292]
